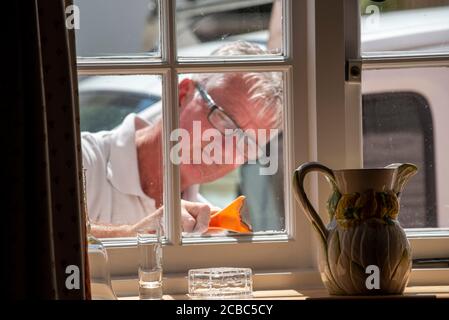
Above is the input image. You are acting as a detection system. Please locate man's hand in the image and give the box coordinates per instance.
[180,200,212,233]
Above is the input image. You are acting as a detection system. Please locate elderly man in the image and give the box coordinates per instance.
[82,41,282,237]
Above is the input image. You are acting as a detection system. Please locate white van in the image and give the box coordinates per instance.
[361,6,449,228]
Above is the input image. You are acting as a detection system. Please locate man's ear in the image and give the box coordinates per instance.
[178,78,195,108]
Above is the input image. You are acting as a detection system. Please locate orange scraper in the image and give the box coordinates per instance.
[208,196,252,233]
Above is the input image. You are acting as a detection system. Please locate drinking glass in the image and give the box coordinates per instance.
[138,226,163,300]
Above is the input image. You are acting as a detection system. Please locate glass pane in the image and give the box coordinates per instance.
[175,71,285,238]
[79,75,165,238]
[74,0,160,57]
[362,67,449,228]
[176,0,284,58]
[360,0,449,57]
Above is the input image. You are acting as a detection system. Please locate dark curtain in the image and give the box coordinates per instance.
[3,0,88,299]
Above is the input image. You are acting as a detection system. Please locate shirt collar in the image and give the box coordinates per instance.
[106,113,150,199]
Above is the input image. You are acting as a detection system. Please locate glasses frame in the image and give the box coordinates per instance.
[194,82,241,135]
[194,81,269,162]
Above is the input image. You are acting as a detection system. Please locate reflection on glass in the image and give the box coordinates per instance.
[360,0,449,56]
[74,0,160,57]
[78,75,162,132]
[176,0,283,57]
[78,67,286,239]
[79,75,164,238]
[177,69,285,237]
[362,67,449,228]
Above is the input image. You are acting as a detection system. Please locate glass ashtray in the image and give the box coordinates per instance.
[188,267,253,300]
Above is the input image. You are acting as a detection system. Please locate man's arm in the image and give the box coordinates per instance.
[89,200,212,238]
[90,205,162,238]
[90,223,135,238]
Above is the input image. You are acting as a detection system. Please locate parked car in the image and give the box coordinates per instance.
[78,75,161,132]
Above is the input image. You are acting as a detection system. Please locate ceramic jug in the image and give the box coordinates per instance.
[293,162,417,295]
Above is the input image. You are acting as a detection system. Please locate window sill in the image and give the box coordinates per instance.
[109,268,449,299]
[118,286,449,300]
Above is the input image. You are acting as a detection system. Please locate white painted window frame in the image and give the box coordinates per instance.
[79,0,324,295]
[331,0,449,285]
[78,0,449,296]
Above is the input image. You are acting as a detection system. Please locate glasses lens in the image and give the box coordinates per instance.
[208,109,239,135]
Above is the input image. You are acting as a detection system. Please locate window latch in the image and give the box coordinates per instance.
[346,59,362,83]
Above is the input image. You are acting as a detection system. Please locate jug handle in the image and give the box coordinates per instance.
[293,162,336,244]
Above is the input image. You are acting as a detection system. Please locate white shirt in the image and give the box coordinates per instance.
[82,114,157,225]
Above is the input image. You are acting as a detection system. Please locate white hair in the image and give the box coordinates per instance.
[192,41,283,129]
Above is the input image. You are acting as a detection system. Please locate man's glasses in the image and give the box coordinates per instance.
[194,82,267,162]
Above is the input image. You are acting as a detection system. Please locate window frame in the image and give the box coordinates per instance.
[79,0,449,296]
[357,0,449,278]
[79,0,324,295]
[311,0,449,290]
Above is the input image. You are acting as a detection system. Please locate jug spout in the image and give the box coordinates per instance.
[386,163,418,196]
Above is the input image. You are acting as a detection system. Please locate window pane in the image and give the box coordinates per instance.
[175,71,285,238]
[176,0,284,58]
[362,67,449,228]
[360,0,449,57]
[79,75,165,238]
[74,0,160,57]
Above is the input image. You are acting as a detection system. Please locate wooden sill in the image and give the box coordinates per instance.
[119,286,449,300]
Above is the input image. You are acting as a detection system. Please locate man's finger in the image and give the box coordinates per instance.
[181,200,211,233]
[181,206,197,232]
[192,206,211,233]
[181,201,209,217]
